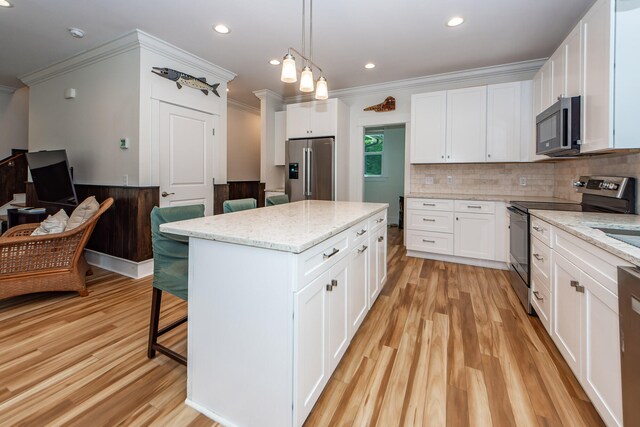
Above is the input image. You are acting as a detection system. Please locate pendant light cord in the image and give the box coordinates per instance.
[301,0,306,60]
[310,0,313,62]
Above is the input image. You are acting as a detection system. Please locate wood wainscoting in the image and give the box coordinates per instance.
[26,183,159,262]
[213,181,265,214]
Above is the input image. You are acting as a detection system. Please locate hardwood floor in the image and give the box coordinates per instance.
[0,227,604,426]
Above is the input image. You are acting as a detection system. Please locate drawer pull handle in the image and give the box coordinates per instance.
[533,291,544,301]
[376,218,384,223]
[532,225,543,232]
[423,203,436,206]
[570,280,585,293]
[326,283,333,292]
[378,236,384,242]
[533,253,544,261]
[323,248,339,259]
[422,218,436,222]
[356,229,367,236]
[357,245,368,253]
[331,279,338,288]
[467,205,482,209]
[422,239,435,243]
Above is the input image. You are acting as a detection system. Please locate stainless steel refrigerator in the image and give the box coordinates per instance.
[285,138,335,202]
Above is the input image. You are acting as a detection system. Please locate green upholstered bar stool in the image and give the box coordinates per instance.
[222,198,257,213]
[266,194,289,206]
[148,204,204,365]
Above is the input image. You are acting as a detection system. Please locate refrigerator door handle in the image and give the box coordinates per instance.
[307,147,313,197]
[302,147,308,197]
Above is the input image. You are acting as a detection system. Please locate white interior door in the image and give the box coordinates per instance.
[159,102,216,215]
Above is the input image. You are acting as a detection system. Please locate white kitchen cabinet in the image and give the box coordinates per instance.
[486,82,522,162]
[540,60,554,112]
[327,256,349,373]
[368,223,387,308]
[348,241,369,339]
[410,91,447,163]
[446,86,487,163]
[550,46,565,101]
[551,252,583,377]
[274,111,286,166]
[454,212,496,260]
[533,69,543,116]
[286,99,337,139]
[564,25,582,97]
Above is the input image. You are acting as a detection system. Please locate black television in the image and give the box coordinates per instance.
[25,149,78,207]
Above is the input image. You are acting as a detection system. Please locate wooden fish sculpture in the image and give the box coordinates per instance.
[152,67,220,97]
[364,96,396,112]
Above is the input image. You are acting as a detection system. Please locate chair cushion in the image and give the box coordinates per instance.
[31,209,69,236]
[223,198,257,213]
[65,196,99,231]
[151,204,205,300]
[266,194,289,206]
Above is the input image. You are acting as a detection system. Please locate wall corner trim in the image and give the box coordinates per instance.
[0,85,18,94]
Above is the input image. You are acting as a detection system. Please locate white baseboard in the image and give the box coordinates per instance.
[84,249,153,279]
[185,399,238,427]
[406,250,509,270]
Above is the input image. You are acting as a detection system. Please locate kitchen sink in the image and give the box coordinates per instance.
[594,227,640,248]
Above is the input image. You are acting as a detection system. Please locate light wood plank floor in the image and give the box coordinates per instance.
[0,227,604,426]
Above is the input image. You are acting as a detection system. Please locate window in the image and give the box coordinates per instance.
[364,130,384,177]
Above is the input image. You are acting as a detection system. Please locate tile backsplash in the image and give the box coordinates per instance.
[410,151,640,209]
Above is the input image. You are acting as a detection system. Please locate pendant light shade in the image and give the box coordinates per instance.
[315,76,328,100]
[299,66,315,92]
[281,53,297,83]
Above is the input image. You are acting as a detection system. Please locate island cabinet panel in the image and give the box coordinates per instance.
[165,203,389,427]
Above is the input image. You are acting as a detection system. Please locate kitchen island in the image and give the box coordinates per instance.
[161,200,389,427]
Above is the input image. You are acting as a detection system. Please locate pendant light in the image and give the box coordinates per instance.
[280,0,328,99]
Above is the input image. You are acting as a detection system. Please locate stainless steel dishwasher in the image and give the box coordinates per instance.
[619,266,640,425]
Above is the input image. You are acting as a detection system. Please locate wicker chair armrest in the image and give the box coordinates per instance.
[2,223,39,237]
[0,231,84,275]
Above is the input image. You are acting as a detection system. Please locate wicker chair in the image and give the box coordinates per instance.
[0,198,114,299]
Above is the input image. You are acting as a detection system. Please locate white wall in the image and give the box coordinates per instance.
[364,125,405,224]
[0,87,29,158]
[227,102,261,181]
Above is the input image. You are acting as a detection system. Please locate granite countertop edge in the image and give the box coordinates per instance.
[405,193,577,203]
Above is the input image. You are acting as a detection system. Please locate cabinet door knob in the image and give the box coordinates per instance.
[533,291,544,301]
[377,236,384,242]
[570,280,585,293]
[357,245,368,253]
[533,253,544,261]
[331,279,338,288]
[326,284,333,292]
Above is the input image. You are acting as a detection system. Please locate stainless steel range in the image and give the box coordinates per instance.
[507,176,636,314]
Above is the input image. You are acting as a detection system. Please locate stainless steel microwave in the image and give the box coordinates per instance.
[536,96,581,157]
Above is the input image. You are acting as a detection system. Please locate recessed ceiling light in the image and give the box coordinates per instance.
[214,24,231,34]
[0,0,14,8]
[269,59,281,66]
[447,16,464,27]
[68,28,86,39]
[365,63,376,69]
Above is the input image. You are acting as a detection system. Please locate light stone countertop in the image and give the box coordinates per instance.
[406,193,576,203]
[160,200,388,254]
[530,210,640,266]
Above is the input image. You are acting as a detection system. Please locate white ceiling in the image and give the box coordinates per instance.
[0,0,594,106]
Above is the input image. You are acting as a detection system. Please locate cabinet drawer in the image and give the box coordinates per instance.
[406,198,454,212]
[531,236,552,284]
[407,210,454,233]
[298,232,349,290]
[530,217,551,247]
[531,270,551,334]
[406,230,454,255]
[368,210,387,230]
[349,219,369,246]
[454,200,495,214]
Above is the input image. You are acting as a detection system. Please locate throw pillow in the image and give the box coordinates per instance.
[31,209,69,236]
[65,196,100,231]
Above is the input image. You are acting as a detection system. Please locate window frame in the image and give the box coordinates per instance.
[364,130,384,178]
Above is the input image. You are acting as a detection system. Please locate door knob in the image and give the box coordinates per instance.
[161,191,175,197]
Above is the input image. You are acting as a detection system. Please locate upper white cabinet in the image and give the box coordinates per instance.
[274,111,286,166]
[540,60,554,112]
[564,25,582,97]
[550,46,565,102]
[286,99,337,139]
[410,81,532,164]
[487,82,522,162]
[410,91,447,163]
[446,87,487,163]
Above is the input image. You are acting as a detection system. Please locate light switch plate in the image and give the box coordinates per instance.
[520,176,527,186]
[120,137,129,149]
[425,176,434,185]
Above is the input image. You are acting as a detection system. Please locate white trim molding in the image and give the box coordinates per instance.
[285,58,546,104]
[0,85,18,94]
[228,98,260,115]
[20,29,236,87]
[84,249,154,279]
[407,250,509,270]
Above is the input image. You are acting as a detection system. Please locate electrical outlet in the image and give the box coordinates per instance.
[520,176,527,187]
[447,176,453,185]
[425,176,434,185]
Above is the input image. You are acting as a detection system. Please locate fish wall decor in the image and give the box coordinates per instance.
[364,96,396,112]
[151,67,220,97]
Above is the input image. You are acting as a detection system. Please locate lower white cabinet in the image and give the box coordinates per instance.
[454,212,496,260]
[369,223,388,308]
[348,241,369,339]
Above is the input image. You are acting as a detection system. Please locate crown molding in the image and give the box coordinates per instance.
[20,29,236,87]
[0,85,17,94]
[228,98,260,115]
[284,58,546,104]
[253,89,284,102]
